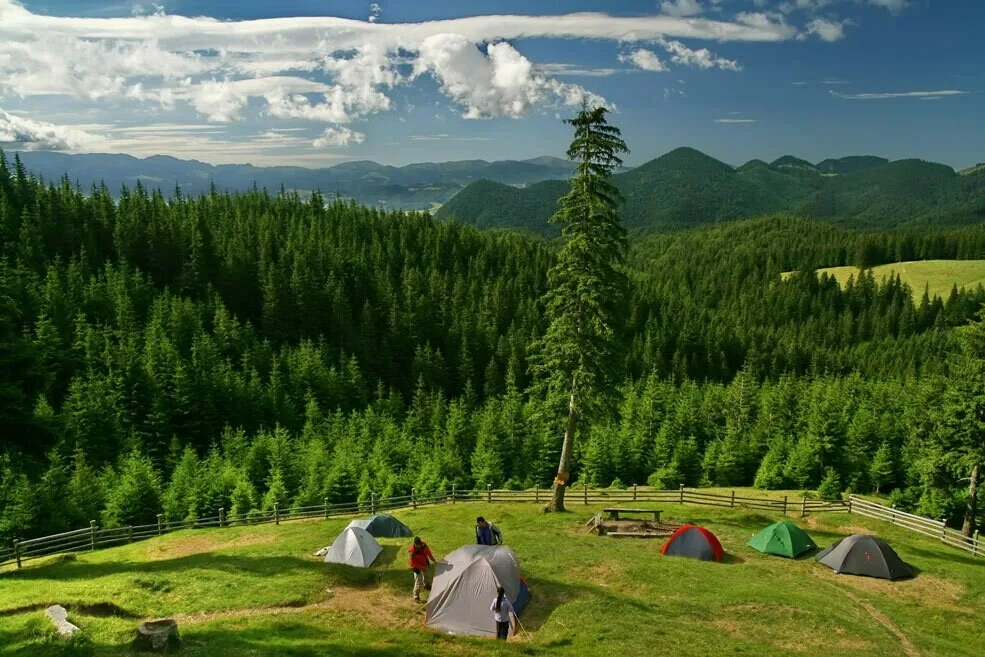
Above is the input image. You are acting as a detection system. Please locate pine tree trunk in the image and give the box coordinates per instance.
[962,462,979,537]
[551,377,578,512]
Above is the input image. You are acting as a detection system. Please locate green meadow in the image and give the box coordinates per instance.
[2,494,982,657]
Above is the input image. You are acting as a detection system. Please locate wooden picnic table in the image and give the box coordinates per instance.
[604,508,662,522]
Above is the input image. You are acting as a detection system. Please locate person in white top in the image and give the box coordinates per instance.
[490,586,516,640]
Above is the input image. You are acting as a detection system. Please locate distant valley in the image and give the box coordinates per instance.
[9,151,584,211]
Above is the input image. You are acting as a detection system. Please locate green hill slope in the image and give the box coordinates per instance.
[436,149,985,234]
[3,499,982,657]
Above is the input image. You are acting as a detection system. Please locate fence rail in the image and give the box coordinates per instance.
[848,496,981,557]
[0,487,977,569]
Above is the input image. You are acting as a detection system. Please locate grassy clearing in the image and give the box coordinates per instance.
[1,490,983,657]
[782,260,985,300]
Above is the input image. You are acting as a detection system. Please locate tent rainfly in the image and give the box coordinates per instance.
[323,527,383,568]
[426,545,530,637]
[660,524,725,562]
[346,514,412,538]
[747,521,818,558]
[815,534,914,580]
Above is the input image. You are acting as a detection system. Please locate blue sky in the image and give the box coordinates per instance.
[0,0,982,169]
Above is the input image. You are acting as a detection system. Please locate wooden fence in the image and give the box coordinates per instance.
[0,486,978,569]
[848,495,982,558]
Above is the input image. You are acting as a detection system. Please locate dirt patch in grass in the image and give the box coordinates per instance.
[710,618,745,639]
[826,572,969,612]
[174,583,424,631]
[145,533,277,560]
[810,576,920,657]
[569,562,624,587]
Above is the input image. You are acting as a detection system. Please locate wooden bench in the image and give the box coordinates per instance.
[604,508,662,522]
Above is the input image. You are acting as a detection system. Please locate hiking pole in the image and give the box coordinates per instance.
[514,615,532,641]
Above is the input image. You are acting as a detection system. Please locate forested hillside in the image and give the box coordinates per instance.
[436,148,985,233]
[1,150,983,544]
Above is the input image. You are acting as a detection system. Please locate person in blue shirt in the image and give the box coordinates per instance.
[475,516,503,545]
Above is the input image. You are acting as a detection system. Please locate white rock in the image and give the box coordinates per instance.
[45,605,81,638]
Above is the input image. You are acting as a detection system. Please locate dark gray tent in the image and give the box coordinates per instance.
[345,514,412,538]
[323,527,383,568]
[426,545,529,637]
[815,534,913,580]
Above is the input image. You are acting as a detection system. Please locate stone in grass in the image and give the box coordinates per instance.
[133,619,181,652]
[45,605,81,638]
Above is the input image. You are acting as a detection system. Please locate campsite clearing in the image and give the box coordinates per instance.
[1,494,983,657]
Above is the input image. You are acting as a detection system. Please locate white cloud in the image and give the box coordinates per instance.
[369,2,382,23]
[830,89,968,100]
[658,38,742,71]
[0,109,108,150]
[660,0,704,17]
[618,49,668,72]
[713,118,756,123]
[412,34,608,119]
[803,17,848,42]
[539,63,624,77]
[869,0,907,13]
[187,79,248,122]
[312,126,366,147]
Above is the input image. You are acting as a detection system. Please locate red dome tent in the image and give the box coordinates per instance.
[660,524,724,562]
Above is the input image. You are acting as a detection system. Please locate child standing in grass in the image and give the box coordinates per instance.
[490,586,515,640]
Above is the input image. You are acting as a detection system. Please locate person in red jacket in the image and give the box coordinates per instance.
[408,536,436,602]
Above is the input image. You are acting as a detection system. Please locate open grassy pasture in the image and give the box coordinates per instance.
[2,492,983,657]
[782,260,985,300]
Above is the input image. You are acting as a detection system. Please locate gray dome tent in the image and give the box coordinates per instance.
[815,534,913,580]
[426,545,529,637]
[345,514,412,538]
[323,527,383,568]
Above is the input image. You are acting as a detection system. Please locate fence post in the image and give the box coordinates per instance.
[371,493,376,514]
[974,530,980,558]
[219,508,225,529]
[89,520,97,552]
[679,484,684,504]
[583,483,588,505]
[274,503,280,526]
[324,498,330,519]
[847,496,853,514]
[891,505,897,524]
[127,526,133,544]
[412,488,417,510]
[730,490,735,508]
[535,488,539,503]
[801,497,807,518]
[452,484,456,504]
[941,519,947,542]
[157,514,163,536]
[487,484,492,503]
[782,496,788,515]
[14,540,21,569]
[633,484,638,502]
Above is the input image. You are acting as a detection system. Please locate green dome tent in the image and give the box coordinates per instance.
[747,521,817,558]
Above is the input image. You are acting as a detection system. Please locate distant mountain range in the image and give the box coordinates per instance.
[8,151,585,211]
[436,148,985,233]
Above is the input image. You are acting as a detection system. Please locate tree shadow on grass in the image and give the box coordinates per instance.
[904,544,982,567]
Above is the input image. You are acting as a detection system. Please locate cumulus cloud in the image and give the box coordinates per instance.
[368,2,382,23]
[618,49,668,72]
[802,17,848,42]
[830,89,968,100]
[0,109,107,150]
[660,0,704,17]
[658,38,742,71]
[313,126,366,147]
[412,35,608,119]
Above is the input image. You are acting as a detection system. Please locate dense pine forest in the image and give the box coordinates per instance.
[1,143,984,543]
